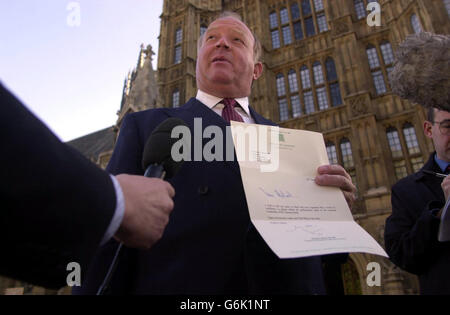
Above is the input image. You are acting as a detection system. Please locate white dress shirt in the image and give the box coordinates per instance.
[196,90,255,124]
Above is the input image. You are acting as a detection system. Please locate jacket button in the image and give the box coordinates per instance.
[198,186,209,195]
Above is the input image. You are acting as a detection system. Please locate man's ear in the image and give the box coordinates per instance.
[424,120,433,138]
[253,62,263,80]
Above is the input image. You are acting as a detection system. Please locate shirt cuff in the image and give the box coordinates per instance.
[100,175,125,246]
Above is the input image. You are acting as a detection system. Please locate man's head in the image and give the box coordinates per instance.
[389,32,450,111]
[424,107,450,162]
[196,12,263,98]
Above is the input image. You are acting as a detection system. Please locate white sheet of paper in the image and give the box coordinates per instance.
[439,197,450,242]
[230,121,388,258]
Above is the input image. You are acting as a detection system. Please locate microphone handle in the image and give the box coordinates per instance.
[97,164,166,295]
[144,163,166,179]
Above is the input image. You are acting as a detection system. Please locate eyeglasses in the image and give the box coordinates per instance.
[432,120,450,135]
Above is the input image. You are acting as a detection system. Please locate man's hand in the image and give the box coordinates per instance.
[114,174,175,249]
[315,165,357,210]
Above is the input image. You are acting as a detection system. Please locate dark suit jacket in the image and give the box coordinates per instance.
[0,83,116,289]
[76,98,327,295]
[385,153,450,294]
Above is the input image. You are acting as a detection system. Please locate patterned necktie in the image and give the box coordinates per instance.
[221,98,244,123]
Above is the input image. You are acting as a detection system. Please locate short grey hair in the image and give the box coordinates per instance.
[197,11,262,63]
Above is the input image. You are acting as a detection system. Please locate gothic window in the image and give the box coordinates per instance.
[200,25,207,36]
[300,65,312,89]
[174,27,183,64]
[366,45,380,69]
[326,142,338,164]
[305,17,316,36]
[302,0,312,16]
[291,95,302,118]
[174,46,182,64]
[341,139,354,168]
[317,87,329,110]
[175,28,183,44]
[366,42,394,95]
[411,14,422,34]
[354,0,366,20]
[380,42,394,65]
[403,123,420,155]
[269,12,280,49]
[279,98,289,121]
[317,14,328,33]
[288,69,299,93]
[387,124,424,180]
[282,25,293,45]
[271,30,281,49]
[313,0,324,11]
[268,0,328,48]
[387,128,403,158]
[387,127,407,180]
[304,91,315,114]
[280,7,289,24]
[293,21,304,40]
[276,74,286,96]
[313,61,329,110]
[172,89,180,108]
[277,74,289,121]
[326,58,342,106]
[277,70,302,121]
[355,0,379,20]
[313,61,325,85]
[372,71,387,95]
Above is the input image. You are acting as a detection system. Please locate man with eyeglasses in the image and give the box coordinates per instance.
[384,32,450,295]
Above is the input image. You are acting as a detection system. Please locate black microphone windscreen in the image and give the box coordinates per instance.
[142,118,188,179]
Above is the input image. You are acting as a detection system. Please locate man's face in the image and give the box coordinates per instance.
[196,17,263,98]
[424,109,450,162]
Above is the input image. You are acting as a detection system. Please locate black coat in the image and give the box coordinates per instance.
[0,84,116,289]
[385,153,450,294]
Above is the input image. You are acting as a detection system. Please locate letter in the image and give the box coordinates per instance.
[171,125,192,162]
[260,126,280,173]
[231,125,258,162]
[203,126,224,162]
[180,302,187,310]
[66,262,81,287]
[66,2,81,27]
[366,262,381,287]
[367,2,381,27]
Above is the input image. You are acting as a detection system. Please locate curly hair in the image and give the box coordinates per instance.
[389,32,450,111]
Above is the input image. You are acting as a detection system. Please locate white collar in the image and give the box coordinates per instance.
[196,90,251,117]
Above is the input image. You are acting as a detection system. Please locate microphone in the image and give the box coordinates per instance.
[96,118,187,295]
[142,118,187,179]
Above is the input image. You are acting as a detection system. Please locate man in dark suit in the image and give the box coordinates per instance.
[76,12,356,295]
[385,33,450,294]
[0,83,175,289]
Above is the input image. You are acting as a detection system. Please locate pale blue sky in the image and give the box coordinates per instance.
[0,0,163,141]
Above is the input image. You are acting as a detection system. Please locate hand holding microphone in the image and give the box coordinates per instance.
[114,175,175,249]
[113,118,187,249]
